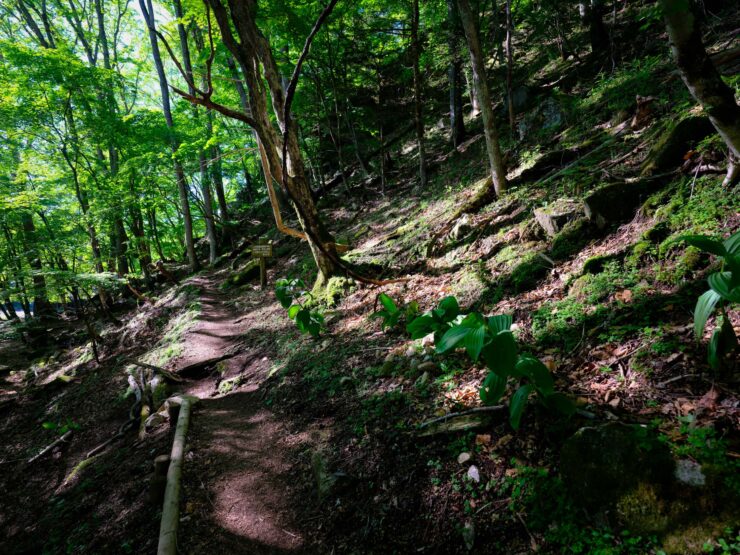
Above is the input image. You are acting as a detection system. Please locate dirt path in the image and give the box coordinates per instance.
[173,274,307,554]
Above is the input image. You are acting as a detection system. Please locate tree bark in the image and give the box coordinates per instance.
[21,212,53,319]
[411,0,427,187]
[447,0,466,147]
[505,0,515,131]
[139,0,199,272]
[457,0,507,196]
[206,0,338,286]
[661,0,740,187]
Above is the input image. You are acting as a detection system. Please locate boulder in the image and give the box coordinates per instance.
[533,198,583,238]
[641,116,715,176]
[560,423,674,510]
[583,179,667,226]
[227,259,261,287]
[450,214,473,240]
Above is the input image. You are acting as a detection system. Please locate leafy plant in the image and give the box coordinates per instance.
[371,293,419,331]
[42,418,80,436]
[275,278,325,338]
[406,295,462,342]
[407,296,574,429]
[678,231,740,370]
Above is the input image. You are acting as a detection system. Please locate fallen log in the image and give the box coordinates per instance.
[177,353,237,378]
[158,396,195,555]
[27,430,74,463]
[125,358,184,383]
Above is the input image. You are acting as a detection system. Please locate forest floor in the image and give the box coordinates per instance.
[2,5,740,552]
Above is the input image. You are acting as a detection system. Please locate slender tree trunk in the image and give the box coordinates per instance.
[463,65,481,115]
[661,0,740,187]
[21,212,53,319]
[411,0,427,187]
[139,0,199,272]
[447,0,466,147]
[505,0,515,131]
[457,0,507,196]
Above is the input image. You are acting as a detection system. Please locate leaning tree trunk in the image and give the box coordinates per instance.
[206,0,338,287]
[457,0,507,196]
[447,0,466,147]
[411,0,427,187]
[661,0,740,187]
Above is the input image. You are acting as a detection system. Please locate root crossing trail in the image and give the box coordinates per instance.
[173,274,305,554]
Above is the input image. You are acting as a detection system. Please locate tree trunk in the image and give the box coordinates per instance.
[457,0,507,196]
[505,0,515,131]
[139,0,199,272]
[208,2,337,286]
[21,212,53,319]
[411,0,427,187]
[661,0,740,187]
[447,0,466,147]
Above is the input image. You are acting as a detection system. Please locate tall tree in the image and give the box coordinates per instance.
[410,0,427,187]
[457,0,507,196]
[447,0,466,147]
[661,0,740,187]
[138,0,200,272]
[170,0,340,287]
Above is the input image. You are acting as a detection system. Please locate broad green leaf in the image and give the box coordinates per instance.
[481,331,518,376]
[480,372,507,405]
[437,296,460,320]
[678,234,726,257]
[694,289,721,338]
[407,315,435,338]
[543,392,576,416]
[516,356,554,395]
[487,314,512,334]
[436,325,470,353]
[288,304,301,319]
[378,293,398,314]
[723,230,740,255]
[708,272,740,302]
[509,384,533,430]
[464,324,487,361]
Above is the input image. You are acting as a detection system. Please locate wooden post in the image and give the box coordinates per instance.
[251,239,273,290]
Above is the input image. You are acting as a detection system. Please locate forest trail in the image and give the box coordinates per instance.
[172,274,305,554]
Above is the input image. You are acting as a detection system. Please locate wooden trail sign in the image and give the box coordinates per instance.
[252,240,273,289]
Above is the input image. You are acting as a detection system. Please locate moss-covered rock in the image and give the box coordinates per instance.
[641,116,715,176]
[225,259,261,288]
[550,217,594,260]
[560,423,674,511]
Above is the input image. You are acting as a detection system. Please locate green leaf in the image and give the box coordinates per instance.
[487,314,512,334]
[723,230,740,255]
[708,327,722,370]
[378,293,398,314]
[481,331,518,376]
[694,289,721,338]
[543,392,576,416]
[708,272,740,303]
[436,325,470,353]
[437,296,460,320]
[677,234,726,257]
[42,422,57,430]
[509,385,533,430]
[287,304,301,319]
[480,372,507,405]
[295,308,311,331]
[515,356,554,395]
[464,324,487,361]
[407,315,435,338]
